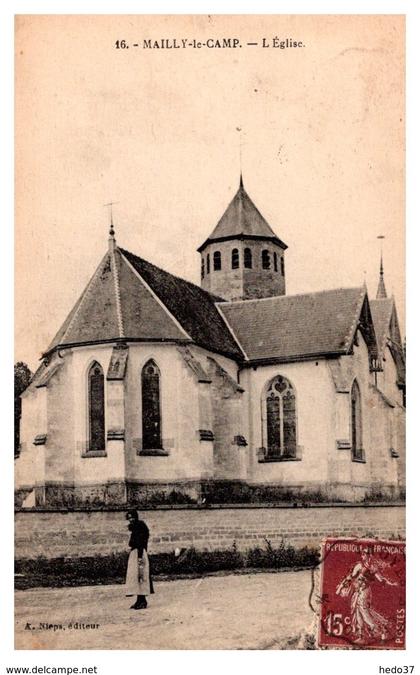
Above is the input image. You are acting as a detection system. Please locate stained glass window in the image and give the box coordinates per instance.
[351,380,363,460]
[142,360,162,450]
[88,361,105,452]
[265,376,297,458]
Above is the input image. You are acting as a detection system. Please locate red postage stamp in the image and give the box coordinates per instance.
[318,538,406,649]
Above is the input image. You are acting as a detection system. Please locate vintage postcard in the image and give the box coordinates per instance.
[14,14,405,652]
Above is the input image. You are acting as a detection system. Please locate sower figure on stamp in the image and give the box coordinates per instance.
[335,548,398,644]
[125,509,154,610]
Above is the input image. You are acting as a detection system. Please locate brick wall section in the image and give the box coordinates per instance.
[14,504,405,560]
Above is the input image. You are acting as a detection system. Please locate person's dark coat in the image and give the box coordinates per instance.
[128,519,150,556]
[127,518,154,594]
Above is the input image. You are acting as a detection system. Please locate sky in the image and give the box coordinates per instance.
[15,14,405,371]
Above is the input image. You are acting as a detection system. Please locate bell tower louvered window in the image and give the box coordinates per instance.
[262,249,271,270]
[244,247,252,269]
[232,248,239,269]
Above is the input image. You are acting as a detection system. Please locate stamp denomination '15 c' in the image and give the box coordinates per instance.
[318,538,405,649]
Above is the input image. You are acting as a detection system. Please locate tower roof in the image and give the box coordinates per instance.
[197,177,287,252]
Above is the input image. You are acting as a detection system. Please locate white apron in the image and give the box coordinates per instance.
[125,548,151,596]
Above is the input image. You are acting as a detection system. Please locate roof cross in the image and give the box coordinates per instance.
[104,201,119,238]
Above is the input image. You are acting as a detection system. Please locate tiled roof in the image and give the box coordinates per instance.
[120,249,243,359]
[370,298,405,385]
[44,246,243,361]
[217,287,369,362]
[198,179,287,252]
[370,298,394,353]
[42,243,389,369]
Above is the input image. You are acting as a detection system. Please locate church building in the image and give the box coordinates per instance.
[15,177,406,506]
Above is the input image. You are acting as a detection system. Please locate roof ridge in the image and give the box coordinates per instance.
[119,248,192,341]
[217,286,365,307]
[111,248,124,338]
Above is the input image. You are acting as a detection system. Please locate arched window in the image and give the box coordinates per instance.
[262,249,271,270]
[351,380,363,461]
[201,258,205,279]
[273,251,278,272]
[213,251,222,271]
[206,253,210,274]
[88,361,105,452]
[264,376,297,459]
[142,360,162,450]
[231,248,239,269]
[244,247,252,269]
[281,256,285,276]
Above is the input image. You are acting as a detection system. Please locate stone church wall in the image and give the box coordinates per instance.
[15,504,405,560]
[200,239,285,301]
[243,359,336,489]
[124,344,202,484]
[347,335,399,494]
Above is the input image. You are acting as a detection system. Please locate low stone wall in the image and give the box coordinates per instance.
[15,503,405,560]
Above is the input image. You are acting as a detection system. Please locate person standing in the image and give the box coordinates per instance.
[125,509,154,609]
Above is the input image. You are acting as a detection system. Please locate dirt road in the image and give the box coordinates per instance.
[15,570,316,650]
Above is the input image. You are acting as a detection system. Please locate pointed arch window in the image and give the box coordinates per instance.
[213,251,222,271]
[232,248,239,269]
[264,376,297,459]
[142,360,162,450]
[88,362,105,452]
[244,247,252,269]
[201,258,205,279]
[273,251,278,272]
[281,256,285,276]
[351,380,363,461]
[206,253,210,274]
[262,249,271,270]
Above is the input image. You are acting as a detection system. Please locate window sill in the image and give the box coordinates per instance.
[258,456,301,463]
[33,434,47,446]
[81,450,107,458]
[351,453,366,464]
[137,448,169,457]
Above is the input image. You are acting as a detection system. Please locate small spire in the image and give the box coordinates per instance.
[239,172,244,190]
[376,236,387,299]
[104,201,118,251]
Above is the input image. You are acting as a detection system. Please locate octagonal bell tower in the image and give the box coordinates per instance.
[198,176,288,301]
